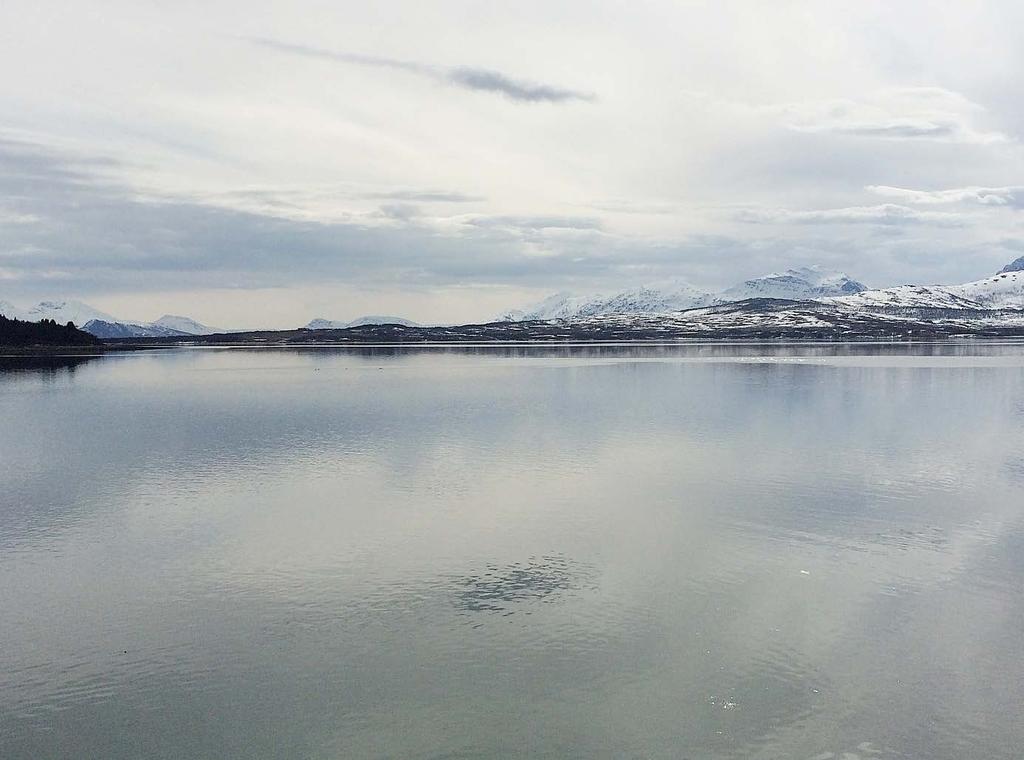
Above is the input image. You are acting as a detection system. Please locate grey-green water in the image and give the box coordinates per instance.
[2,344,1024,759]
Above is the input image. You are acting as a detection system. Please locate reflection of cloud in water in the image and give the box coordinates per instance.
[1004,457,1024,483]
[872,526,949,552]
[806,741,892,759]
[453,555,592,612]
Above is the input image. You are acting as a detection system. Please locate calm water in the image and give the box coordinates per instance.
[2,344,1024,759]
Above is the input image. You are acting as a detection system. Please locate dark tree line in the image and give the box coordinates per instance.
[0,315,100,346]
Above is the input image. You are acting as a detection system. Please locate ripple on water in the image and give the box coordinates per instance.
[450,554,595,613]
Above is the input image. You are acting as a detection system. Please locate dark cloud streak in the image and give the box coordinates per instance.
[446,66,594,103]
[246,37,594,104]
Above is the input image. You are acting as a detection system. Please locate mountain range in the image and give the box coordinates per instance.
[5,260,1024,343]
[499,263,1024,320]
[0,300,221,338]
[0,299,425,337]
[498,267,868,321]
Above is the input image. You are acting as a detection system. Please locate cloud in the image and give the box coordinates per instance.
[376,203,421,221]
[246,37,594,104]
[811,121,958,139]
[445,67,593,103]
[586,200,679,215]
[363,190,485,203]
[467,215,602,231]
[0,138,659,295]
[734,203,968,227]
[867,185,1024,207]
[0,209,39,225]
[772,87,1008,145]
[0,137,1007,316]
[177,185,485,224]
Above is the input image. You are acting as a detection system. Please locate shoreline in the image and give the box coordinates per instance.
[0,345,112,356]
[6,335,1024,357]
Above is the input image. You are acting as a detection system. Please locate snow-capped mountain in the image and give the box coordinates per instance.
[1,299,119,326]
[999,256,1024,274]
[577,281,716,317]
[152,315,221,335]
[828,269,1024,311]
[0,300,221,337]
[501,267,864,321]
[82,320,192,339]
[721,267,866,301]
[305,315,420,329]
[84,315,222,338]
[496,281,719,321]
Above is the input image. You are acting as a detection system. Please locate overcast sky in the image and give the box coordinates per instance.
[2,1,1024,327]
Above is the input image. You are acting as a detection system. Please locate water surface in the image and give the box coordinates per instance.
[2,343,1023,759]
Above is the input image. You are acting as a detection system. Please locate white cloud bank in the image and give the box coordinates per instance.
[774,87,1010,145]
[868,185,1024,207]
[734,204,968,227]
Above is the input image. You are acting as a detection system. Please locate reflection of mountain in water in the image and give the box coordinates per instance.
[453,555,591,612]
[0,354,101,379]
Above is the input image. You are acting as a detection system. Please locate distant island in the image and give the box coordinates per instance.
[0,314,101,348]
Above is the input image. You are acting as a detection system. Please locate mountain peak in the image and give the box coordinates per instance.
[23,299,117,326]
[724,267,867,299]
[998,256,1024,274]
[153,315,219,335]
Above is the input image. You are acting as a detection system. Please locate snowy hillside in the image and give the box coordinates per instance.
[501,263,1024,322]
[495,293,602,322]
[953,270,1024,308]
[560,298,1024,339]
[580,282,716,317]
[502,267,864,321]
[829,270,1024,311]
[496,282,717,322]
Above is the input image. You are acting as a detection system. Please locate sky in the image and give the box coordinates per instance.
[2,0,1024,328]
